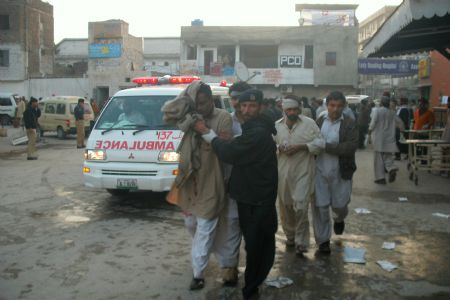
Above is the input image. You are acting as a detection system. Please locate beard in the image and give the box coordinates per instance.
[287,114,299,121]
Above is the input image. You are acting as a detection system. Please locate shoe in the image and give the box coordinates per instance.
[27,157,38,160]
[388,170,397,183]
[295,245,308,256]
[222,267,238,287]
[318,241,331,254]
[244,289,260,300]
[285,238,295,247]
[189,277,205,290]
[333,221,345,235]
[374,179,387,184]
[77,145,85,149]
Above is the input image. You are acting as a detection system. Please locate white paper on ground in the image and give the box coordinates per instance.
[432,213,450,219]
[354,208,372,214]
[265,277,294,288]
[377,260,398,272]
[343,247,366,264]
[382,242,396,250]
[398,197,408,202]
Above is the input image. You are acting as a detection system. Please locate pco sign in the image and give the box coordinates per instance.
[280,55,302,68]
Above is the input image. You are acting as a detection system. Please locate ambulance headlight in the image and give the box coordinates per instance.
[84,149,106,161]
[158,151,180,162]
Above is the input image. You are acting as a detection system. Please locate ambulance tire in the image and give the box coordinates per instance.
[107,189,130,196]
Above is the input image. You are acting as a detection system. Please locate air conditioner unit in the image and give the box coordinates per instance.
[281,85,293,93]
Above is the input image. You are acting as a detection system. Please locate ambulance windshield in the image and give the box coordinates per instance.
[95,96,176,130]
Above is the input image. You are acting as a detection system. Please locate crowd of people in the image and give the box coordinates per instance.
[162,80,450,299]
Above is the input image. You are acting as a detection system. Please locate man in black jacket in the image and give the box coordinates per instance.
[23,97,39,160]
[194,89,278,300]
[74,98,85,148]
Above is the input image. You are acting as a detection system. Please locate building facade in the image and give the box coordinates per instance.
[87,20,145,104]
[358,6,396,53]
[180,5,359,98]
[0,0,54,93]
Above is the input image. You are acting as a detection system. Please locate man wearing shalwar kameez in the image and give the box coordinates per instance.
[274,98,324,256]
[369,96,404,184]
[162,82,232,290]
[313,91,358,254]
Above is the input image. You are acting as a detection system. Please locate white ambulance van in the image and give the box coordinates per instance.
[83,76,230,196]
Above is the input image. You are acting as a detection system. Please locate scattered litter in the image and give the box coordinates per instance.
[382,242,396,250]
[377,260,398,272]
[432,213,450,219]
[343,247,366,264]
[354,208,371,214]
[398,197,408,202]
[64,239,75,247]
[265,277,293,288]
[64,216,90,223]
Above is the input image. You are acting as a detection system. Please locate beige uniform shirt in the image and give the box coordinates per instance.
[274,115,324,210]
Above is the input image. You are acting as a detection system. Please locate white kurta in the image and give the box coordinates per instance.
[274,115,324,210]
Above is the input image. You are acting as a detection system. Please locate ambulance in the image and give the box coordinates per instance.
[83,75,230,196]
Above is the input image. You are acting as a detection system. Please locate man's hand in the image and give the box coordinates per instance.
[219,131,232,141]
[193,120,209,134]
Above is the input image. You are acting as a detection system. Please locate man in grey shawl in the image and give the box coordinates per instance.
[162,81,232,290]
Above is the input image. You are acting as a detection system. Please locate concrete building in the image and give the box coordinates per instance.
[143,37,180,76]
[358,6,396,53]
[0,0,54,93]
[54,38,88,76]
[87,20,145,104]
[180,5,359,98]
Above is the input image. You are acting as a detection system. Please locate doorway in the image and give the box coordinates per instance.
[204,50,214,75]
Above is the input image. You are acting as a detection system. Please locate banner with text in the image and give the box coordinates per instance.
[358,58,418,75]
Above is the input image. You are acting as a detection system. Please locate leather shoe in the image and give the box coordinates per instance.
[318,241,331,254]
[374,179,387,184]
[189,278,204,290]
[388,170,397,183]
[27,157,38,160]
[334,221,345,235]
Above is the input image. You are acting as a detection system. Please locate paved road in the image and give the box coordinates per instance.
[1,135,450,300]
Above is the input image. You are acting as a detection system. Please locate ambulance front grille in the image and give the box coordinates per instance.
[102,169,158,176]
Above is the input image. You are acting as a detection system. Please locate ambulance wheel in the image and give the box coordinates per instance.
[56,126,66,139]
[107,189,130,196]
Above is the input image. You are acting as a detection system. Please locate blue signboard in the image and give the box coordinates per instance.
[89,43,122,58]
[358,58,418,75]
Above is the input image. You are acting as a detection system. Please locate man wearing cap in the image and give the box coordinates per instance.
[274,97,324,256]
[313,91,358,254]
[211,81,251,287]
[194,89,278,300]
[369,96,404,184]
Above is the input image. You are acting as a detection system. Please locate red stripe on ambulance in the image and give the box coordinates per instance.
[95,140,175,151]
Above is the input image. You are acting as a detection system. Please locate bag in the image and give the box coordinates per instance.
[166,182,180,205]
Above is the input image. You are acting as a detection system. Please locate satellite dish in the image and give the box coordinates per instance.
[235,62,249,81]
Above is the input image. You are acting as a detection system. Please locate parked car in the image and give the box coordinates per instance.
[38,96,94,139]
[0,92,18,125]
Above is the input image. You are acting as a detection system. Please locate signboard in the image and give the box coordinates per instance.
[89,43,122,58]
[280,55,303,68]
[418,57,431,79]
[300,9,355,26]
[358,58,418,75]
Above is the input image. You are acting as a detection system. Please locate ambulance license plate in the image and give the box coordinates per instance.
[116,179,138,189]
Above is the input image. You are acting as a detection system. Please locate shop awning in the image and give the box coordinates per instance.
[361,0,450,60]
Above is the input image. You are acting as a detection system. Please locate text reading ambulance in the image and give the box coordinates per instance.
[83,75,230,196]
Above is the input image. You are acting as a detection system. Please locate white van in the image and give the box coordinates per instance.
[0,92,18,125]
[83,76,229,196]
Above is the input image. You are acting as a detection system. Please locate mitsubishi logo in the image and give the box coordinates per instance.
[128,153,135,159]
